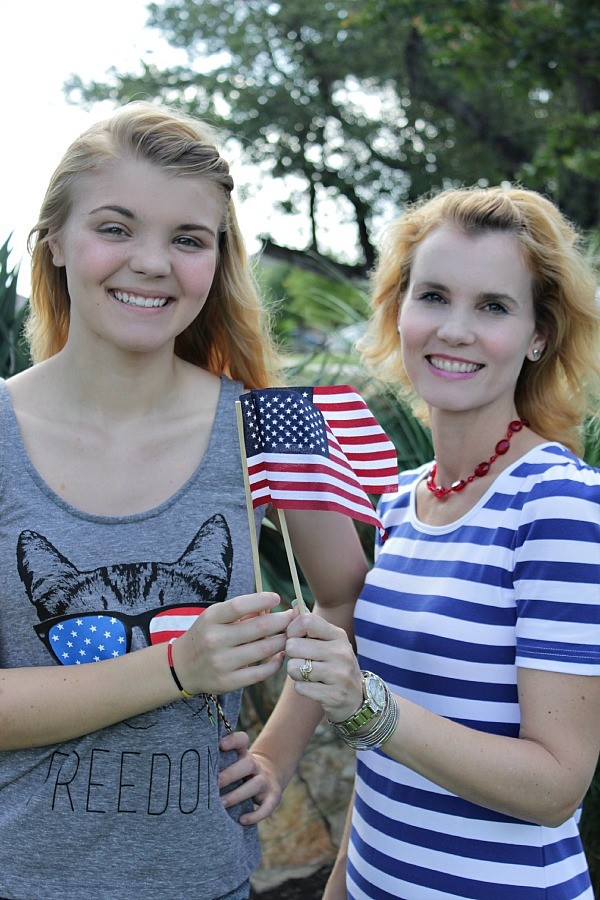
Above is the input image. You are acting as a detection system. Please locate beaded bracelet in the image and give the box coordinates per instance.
[167,638,195,699]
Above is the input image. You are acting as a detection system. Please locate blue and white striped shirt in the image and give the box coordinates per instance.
[350,444,600,899]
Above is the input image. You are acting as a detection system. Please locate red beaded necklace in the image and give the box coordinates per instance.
[426,418,529,500]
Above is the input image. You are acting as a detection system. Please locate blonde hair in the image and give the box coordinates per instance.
[360,186,600,454]
[27,101,282,388]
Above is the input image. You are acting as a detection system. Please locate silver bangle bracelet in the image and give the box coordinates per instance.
[335,692,399,751]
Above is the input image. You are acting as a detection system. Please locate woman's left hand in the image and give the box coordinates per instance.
[218,730,283,824]
[285,613,364,723]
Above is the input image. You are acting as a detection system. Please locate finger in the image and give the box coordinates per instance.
[285,637,330,664]
[229,608,295,648]
[286,612,341,640]
[285,636,349,665]
[219,731,250,754]
[238,791,280,825]
[217,635,289,677]
[209,611,294,664]
[289,658,323,684]
[218,748,259,790]
[219,759,253,790]
[209,592,282,625]
[227,650,286,690]
[221,774,264,809]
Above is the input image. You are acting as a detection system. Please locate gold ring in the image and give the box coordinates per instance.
[299,659,313,682]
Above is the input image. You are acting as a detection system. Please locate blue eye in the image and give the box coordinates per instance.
[483,301,509,314]
[98,225,128,237]
[419,291,446,304]
[174,235,204,248]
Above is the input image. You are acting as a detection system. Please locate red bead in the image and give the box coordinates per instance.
[427,418,526,501]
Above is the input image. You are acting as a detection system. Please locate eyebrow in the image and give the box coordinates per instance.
[89,205,135,219]
[88,205,217,237]
[478,290,520,306]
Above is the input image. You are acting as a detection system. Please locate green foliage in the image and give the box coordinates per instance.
[65,0,600,263]
[583,417,600,469]
[0,236,31,378]
[367,0,600,229]
[258,259,368,355]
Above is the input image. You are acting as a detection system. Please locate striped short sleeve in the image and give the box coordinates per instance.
[513,454,600,674]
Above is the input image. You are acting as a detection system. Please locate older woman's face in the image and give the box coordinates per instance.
[397,224,545,420]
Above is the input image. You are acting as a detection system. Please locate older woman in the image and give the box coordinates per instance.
[252,186,600,899]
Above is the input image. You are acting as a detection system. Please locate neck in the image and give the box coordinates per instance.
[50,339,190,425]
[427,407,522,489]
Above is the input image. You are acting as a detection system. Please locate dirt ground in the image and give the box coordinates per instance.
[250,864,333,899]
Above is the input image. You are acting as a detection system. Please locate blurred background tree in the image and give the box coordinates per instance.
[65,0,600,268]
[36,0,600,888]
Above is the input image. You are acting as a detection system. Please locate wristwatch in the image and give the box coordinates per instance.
[330,671,388,736]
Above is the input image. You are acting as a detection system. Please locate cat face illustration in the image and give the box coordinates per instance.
[18,514,233,668]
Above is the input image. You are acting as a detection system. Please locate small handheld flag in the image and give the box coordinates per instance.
[236,385,398,612]
[238,385,398,533]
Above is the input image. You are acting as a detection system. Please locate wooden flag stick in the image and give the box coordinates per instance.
[277,509,308,614]
[235,400,263,592]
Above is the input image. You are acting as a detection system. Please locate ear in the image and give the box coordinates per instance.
[527,331,547,362]
[47,233,65,267]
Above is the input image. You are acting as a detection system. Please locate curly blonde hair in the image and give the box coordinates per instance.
[360,186,600,454]
[27,101,282,388]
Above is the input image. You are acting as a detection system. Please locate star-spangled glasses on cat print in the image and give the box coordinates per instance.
[34,605,203,665]
[51,614,125,663]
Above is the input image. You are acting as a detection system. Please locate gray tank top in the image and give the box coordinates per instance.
[0,375,262,899]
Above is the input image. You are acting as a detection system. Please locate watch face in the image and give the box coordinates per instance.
[365,674,386,711]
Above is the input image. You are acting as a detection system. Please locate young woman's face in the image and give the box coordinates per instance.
[398,224,545,419]
[48,157,224,356]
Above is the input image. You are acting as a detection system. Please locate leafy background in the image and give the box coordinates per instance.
[3,0,600,889]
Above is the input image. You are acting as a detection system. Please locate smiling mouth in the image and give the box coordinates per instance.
[427,355,483,374]
[111,290,172,308]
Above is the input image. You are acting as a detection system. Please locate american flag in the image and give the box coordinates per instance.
[239,385,398,532]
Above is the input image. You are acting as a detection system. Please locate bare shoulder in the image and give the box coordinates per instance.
[5,359,60,414]
[174,359,222,418]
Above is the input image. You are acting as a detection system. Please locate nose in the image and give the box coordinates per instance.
[436,306,476,346]
[129,238,172,278]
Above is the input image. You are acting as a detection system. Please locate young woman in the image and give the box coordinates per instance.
[250,187,600,899]
[0,102,367,899]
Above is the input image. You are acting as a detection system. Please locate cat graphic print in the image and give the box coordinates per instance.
[18,512,233,729]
